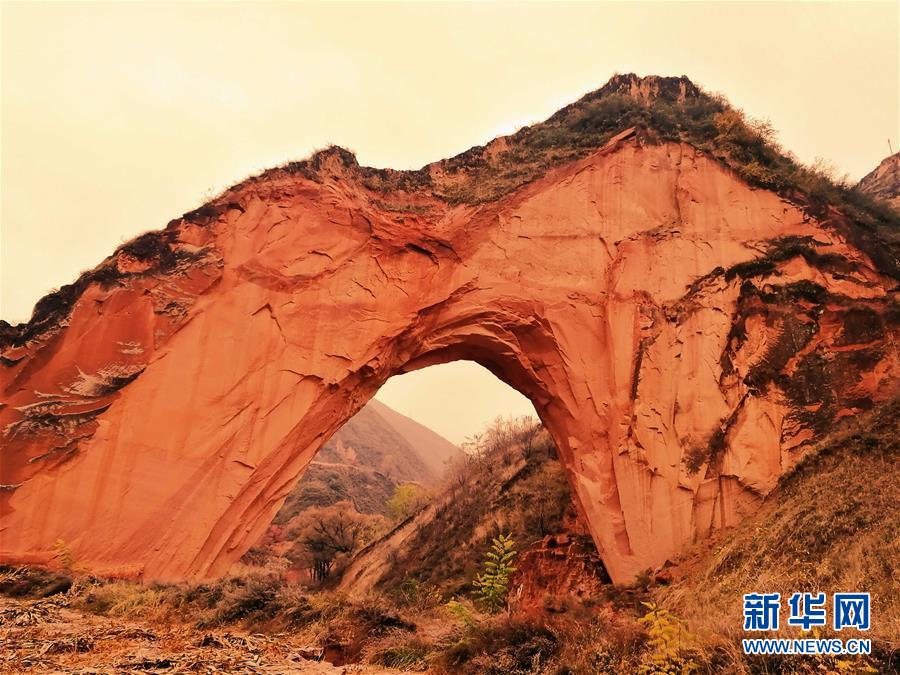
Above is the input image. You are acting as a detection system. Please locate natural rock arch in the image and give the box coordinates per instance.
[2,125,897,584]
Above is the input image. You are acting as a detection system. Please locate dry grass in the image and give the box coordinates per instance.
[361,417,574,598]
[656,398,900,672]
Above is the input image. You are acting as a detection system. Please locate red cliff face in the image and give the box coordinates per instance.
[2,78,898,584]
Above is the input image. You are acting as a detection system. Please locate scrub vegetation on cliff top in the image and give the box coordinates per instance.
[297,74,899,278]
[4,73,898,351]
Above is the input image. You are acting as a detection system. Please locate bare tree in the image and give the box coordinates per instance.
[287,502,382,582]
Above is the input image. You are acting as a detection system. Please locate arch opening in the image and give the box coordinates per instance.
[373,360,537,446]
[191,309,582,581]
[239,360,584,589]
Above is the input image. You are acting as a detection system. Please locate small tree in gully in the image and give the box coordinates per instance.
[288,502,381,582]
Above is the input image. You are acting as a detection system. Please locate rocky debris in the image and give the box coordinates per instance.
[0,595,390,674]
[511,534,611,614]
[0,566,73,598]
[1,77,898,585]
[0,597,66,627]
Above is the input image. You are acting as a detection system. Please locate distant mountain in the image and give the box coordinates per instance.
[367,399,462,478]
[857,152,900,211]
[273,399,461,523]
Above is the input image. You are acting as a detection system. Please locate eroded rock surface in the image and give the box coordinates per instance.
[510,533,612,615]
[2,79,898,584]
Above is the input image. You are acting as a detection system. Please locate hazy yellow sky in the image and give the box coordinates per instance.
[2,2,898,442]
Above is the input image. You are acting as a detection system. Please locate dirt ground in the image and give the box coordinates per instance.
[0,596,399,674]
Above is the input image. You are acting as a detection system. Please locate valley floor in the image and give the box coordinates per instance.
[0,594,395,674]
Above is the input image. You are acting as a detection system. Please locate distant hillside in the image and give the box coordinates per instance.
[316,404,431,485]
[857,152,900,212]
[368,399,462,479]
[276,399,461,521]
[242,400,462,571]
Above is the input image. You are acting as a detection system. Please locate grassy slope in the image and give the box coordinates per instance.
[655,398,899,671]
[340,420,581,598]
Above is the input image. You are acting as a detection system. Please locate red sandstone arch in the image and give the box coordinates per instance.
[1,138,897,583]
